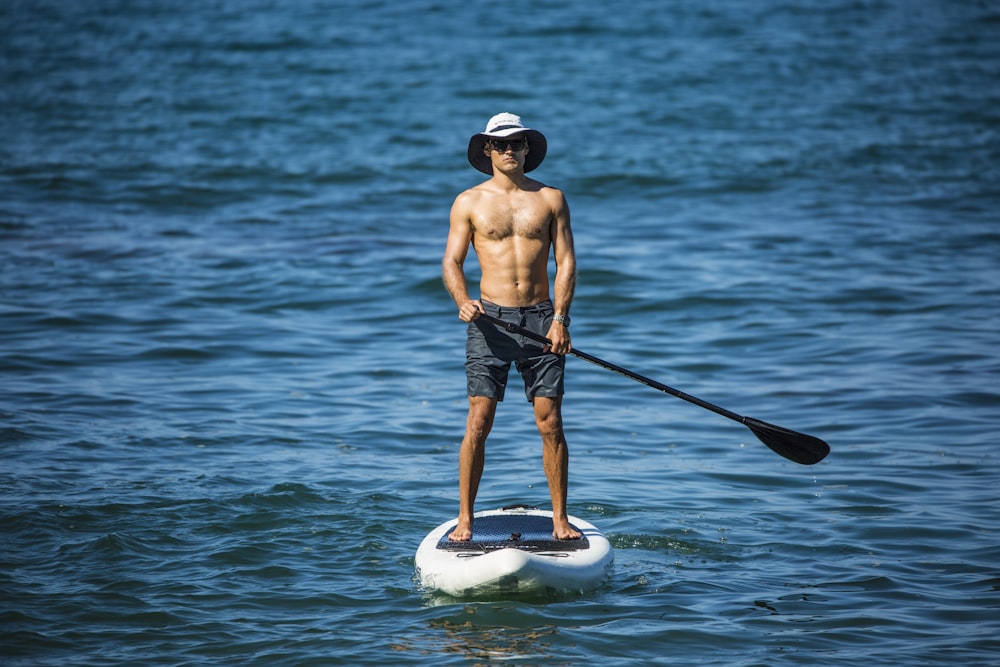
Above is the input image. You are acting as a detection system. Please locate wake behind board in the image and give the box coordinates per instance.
[415,505,614,597]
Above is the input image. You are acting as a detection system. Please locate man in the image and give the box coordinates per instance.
[442,112,580,541]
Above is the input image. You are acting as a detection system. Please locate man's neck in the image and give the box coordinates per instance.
[490,169,528,191]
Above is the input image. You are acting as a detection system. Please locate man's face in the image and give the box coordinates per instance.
[486,134,528,172]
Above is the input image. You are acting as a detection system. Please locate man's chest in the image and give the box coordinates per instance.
[474,203,552,241]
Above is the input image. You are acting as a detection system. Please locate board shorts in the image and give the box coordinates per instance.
[466,299,565,402]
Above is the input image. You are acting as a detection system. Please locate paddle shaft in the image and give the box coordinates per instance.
[474,312,830,465]
[477,313,743,422]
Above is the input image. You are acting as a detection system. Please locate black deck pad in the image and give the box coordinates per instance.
[437,513,590,552]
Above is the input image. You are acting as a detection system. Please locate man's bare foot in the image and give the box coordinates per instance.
[448,518,473,541]
[552,519,582,540]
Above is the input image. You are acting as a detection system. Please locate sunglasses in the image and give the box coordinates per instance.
[489,137,527,152]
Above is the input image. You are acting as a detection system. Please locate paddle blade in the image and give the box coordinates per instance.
[743,417,830,465]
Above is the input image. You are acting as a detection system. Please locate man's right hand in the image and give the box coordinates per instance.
[458,300,484,322]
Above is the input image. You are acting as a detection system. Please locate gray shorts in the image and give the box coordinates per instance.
[466,300,566,402]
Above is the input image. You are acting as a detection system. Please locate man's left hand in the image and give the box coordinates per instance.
[546,323,572,355]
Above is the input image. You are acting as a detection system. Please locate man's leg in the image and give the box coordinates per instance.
[449,395,498,541]
[533,396,582,540]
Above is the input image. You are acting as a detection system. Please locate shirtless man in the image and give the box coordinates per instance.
[442,112,581,542]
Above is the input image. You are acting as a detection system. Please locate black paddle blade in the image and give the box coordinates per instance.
[743,417,830,465]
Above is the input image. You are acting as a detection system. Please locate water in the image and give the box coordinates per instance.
[2,0,998,664]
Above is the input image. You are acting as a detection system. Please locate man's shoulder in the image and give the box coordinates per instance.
[452,184,488,210]
[530,180,567,209]
[535,180,564,197]
[517,177,566,203]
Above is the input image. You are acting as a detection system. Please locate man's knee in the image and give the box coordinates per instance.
[466,396,497,439]
[533,398,564,439]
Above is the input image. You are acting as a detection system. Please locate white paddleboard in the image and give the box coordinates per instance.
[415,504,614,597]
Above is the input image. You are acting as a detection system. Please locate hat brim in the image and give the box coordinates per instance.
[467,129,547,175]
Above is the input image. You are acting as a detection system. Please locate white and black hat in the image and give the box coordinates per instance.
[467,112,547,175]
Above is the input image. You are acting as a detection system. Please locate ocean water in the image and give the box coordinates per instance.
[2,0,999,664]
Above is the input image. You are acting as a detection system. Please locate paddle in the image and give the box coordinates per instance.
[476,312,830,465]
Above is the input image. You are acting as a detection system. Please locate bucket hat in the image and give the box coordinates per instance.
[467,112,547,175]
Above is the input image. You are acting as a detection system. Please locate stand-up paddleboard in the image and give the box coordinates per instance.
[415,504,614,597]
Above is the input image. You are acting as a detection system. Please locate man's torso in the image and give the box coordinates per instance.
[468,181,556,307]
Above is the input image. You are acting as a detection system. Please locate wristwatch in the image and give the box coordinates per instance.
[553,313,571,327]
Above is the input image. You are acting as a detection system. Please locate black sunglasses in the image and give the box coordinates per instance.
[489,137,527,152]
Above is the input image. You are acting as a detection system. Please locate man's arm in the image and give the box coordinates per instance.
[442,192,483,322]
[547,189,576,354]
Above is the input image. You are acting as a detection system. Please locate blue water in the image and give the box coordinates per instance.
[2,0,999,664]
